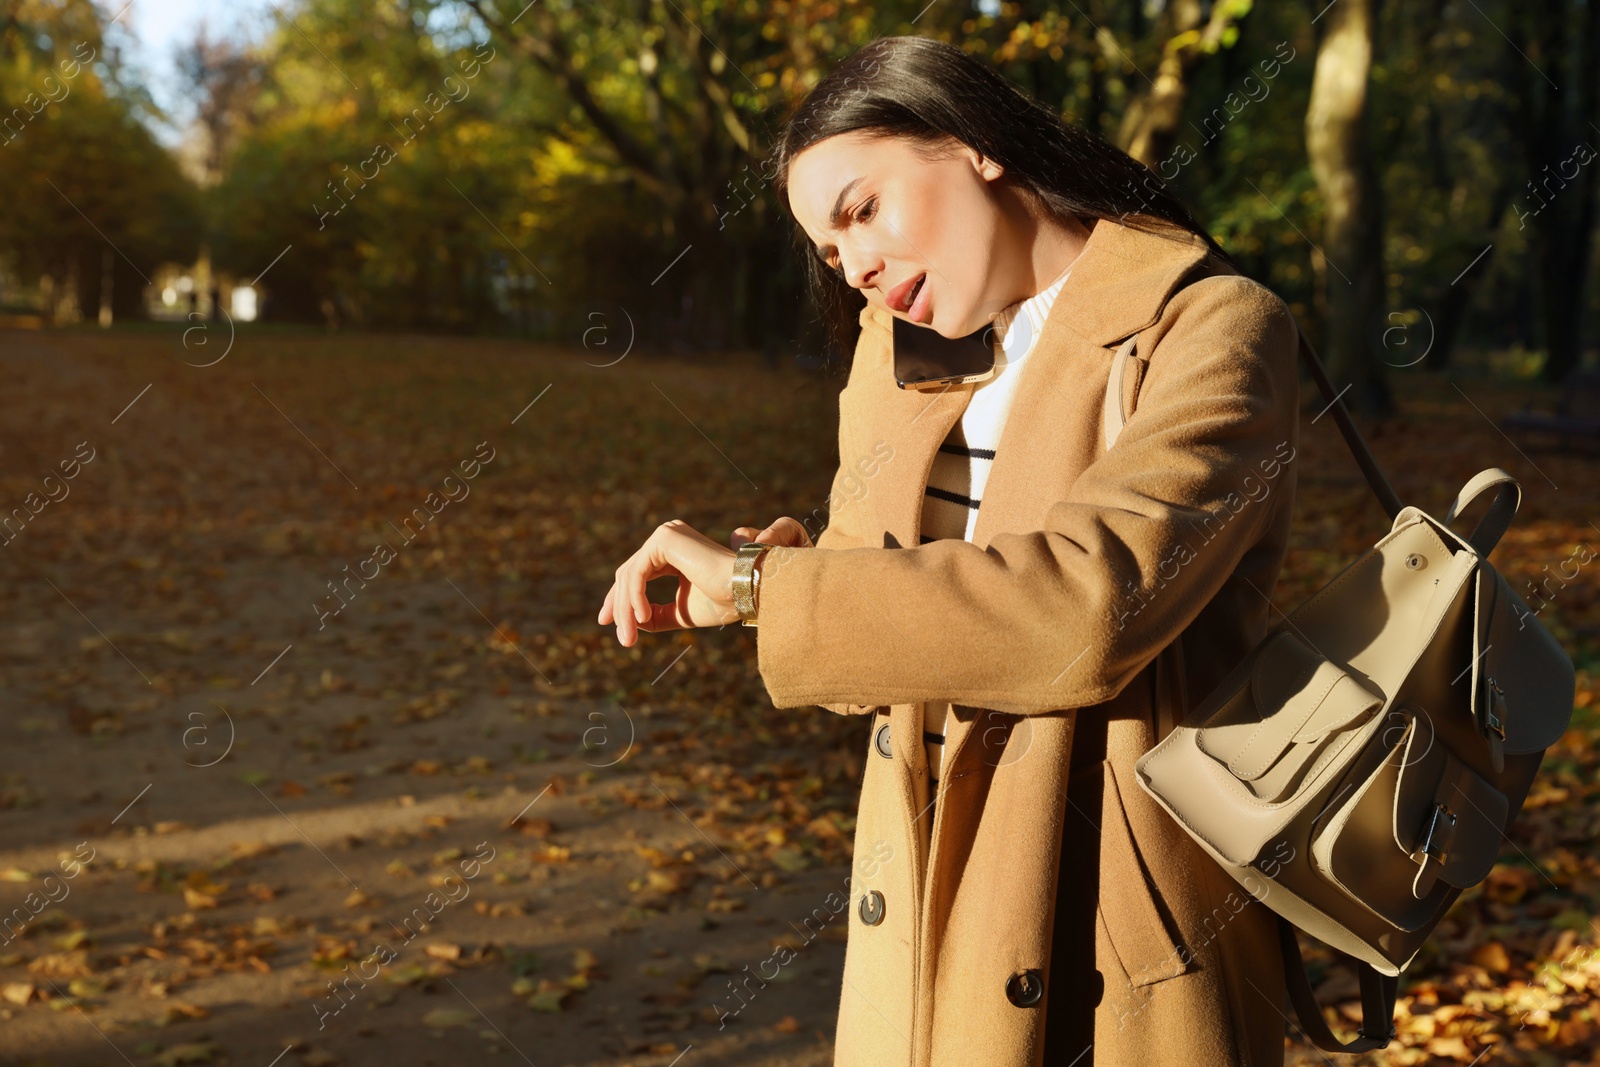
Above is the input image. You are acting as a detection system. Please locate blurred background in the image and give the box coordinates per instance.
[1,0,1595,390]
[0,2,1597,1066]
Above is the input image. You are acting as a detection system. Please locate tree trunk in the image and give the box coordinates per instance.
[1515,0,1598,383]
[1116,0,1253,168]
[1305,0,1393,421]
[1425,178,1513,372]
[98,248,114,328]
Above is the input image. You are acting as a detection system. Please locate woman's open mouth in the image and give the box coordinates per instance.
[905,273,930,323]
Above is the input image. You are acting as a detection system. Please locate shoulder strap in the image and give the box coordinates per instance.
[1103,334,1140,449]
[1293,329,1404,521]
[1119,264,1405,521]
[1278,916,1398,1053]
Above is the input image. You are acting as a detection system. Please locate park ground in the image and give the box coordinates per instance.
[0,326,1596,1067]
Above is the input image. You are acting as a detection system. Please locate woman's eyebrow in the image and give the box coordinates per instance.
[815,175,865,263]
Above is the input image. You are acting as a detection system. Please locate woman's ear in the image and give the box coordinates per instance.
[965,144,1004,182]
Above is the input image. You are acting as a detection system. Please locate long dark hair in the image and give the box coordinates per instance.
[771,35,1233,366]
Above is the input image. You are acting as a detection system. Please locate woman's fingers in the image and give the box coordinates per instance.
[757,516,813,547]
[637,574,699,635]
[731,516,813,549]
[612,524,688,643]
[602,520,742,644]
[632,559,650,625]
[630,524,671,626]
[612,553,650,644]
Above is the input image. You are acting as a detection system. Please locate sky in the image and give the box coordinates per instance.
[107,0,276,143]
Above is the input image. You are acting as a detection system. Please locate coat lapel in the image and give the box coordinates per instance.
[863,378,973,550]
[933,217,1214,782]
[964,215,1216,554]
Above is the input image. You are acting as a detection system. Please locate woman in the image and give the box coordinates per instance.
[599,36,1299,1067]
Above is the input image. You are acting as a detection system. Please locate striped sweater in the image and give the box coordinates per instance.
[922,265,1072,800]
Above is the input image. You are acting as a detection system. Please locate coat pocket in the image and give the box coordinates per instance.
[1097,759,1193,988]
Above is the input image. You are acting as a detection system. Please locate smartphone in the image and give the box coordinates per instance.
[892,315,997,390]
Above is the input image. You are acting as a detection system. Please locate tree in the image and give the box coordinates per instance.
[1305,0,1392,420]
[0,0,200,323]
[1116,0,1256,168]
[1508,0,1599,384]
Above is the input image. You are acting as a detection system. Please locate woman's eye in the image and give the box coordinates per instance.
[854,197,877,223]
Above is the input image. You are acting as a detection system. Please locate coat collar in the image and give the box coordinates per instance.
[1046,214,1214,349]
[856,216,1216,551]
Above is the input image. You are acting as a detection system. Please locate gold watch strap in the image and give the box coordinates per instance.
[731,542,772,625]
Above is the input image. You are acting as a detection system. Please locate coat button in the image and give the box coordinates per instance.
[858,889,885,926]
[873,721,892,759]
[1005,969,1044,1007]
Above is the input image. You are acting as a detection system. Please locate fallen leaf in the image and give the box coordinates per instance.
[770,847,810,873]
[153,1041,224,1066]
[420,1008,475,1029]
[68,976,109,997]
[1472,941,1512,974]
[527,987,570,1013]
[183,887,219,910]
[28,951,91,978]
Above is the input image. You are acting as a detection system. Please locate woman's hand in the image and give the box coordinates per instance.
[597,517,814,646]
[598,520,738,646]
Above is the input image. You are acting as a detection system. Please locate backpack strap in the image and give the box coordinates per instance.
[1277,916,1398,1053]
[1293,330,1404,521]
[1442,468,1521,557]
[1101,265,1405,524]
[1103,334,1141,449]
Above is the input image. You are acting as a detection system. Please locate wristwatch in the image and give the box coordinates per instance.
[731,542,773,626]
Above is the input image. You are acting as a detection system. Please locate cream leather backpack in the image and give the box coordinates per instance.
[1133,328,1578,1053]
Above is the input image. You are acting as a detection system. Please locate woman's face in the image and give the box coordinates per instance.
[787,130,1018,339]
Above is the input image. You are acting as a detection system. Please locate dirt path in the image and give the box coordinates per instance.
[0,327,861,1067]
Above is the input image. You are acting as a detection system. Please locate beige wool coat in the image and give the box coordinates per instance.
[753,217,1302,1067]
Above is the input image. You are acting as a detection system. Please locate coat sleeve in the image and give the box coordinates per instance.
[754,275,1301,716]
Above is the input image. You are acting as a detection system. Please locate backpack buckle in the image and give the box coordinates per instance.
[1409,801,1458,899]
[1411,802,1457,865]
[1478,675,1507,773]
[1483,678,1506,736]
[1360,1020,1399,1044]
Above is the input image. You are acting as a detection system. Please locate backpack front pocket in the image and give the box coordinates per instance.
[1310,708,1507,932]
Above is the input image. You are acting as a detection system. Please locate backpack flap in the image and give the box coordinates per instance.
[1469,562,1577,772]
[1196,629,1384,804]
[1143,630,1387,871]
